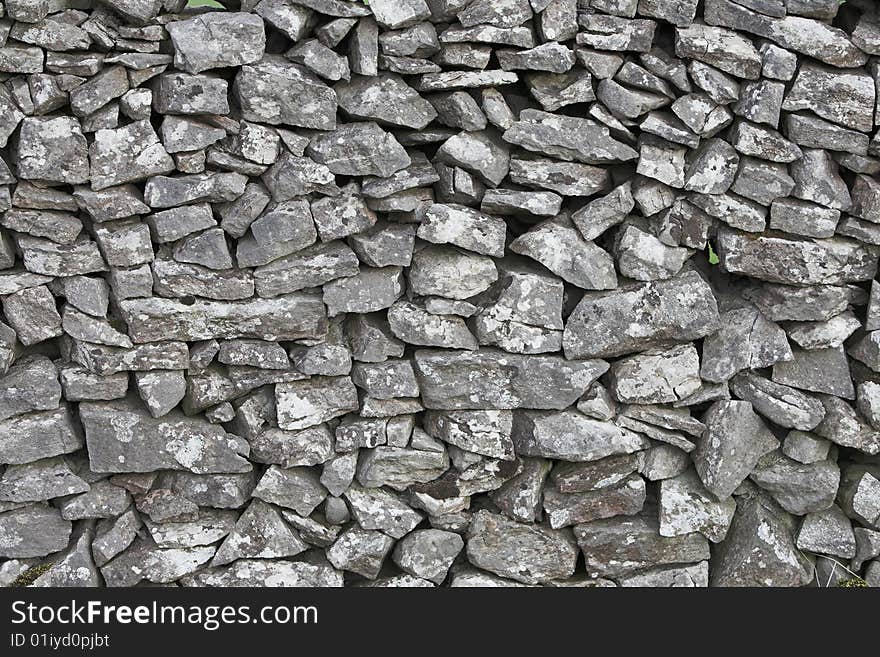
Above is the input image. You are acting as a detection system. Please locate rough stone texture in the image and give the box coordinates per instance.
[0,0,877,590]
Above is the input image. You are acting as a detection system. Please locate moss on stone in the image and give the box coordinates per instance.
[7,562,52,588]
[837,577,868,588]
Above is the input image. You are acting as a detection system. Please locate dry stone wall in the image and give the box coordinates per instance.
[1,0,880,588]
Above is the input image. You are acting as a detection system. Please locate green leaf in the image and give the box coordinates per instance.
[707,243,719,265]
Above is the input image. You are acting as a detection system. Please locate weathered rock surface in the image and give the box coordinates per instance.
[0,0,875,590]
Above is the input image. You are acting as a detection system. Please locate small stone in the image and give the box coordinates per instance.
[327,527,395,579]
[609,344,701,404]
[167,12,265,74]
[435,130,510,186]
[750,450,840,516]
[2,285,61,346]
[90,120,174,190]
[797,505,856,559]
[276,376,358,431]
[659,468,736,542]
[234,56,336,130]
[16,116,89,185]
[392,529,463,584]
[574,513,709,579]
[711,491,811,587]
[692,400,779,500]
[466,510,577,584]
[0,505,71,558]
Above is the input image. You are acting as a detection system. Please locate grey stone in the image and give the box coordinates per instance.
[797,505,856,559]
[0,505,71,558]
[0,354,59,421]
[467,510,577,584]
[356,445,449,490]
[701,306,791,383]
[182,559,342,587]
[80,398,250,474]
[415,349,608,411]
[564,270,720,359]
[710,491,811,587]
[718,228,876,287]
[782,63,875,133]
[311,184,377,241]
[167,12,265,74]
[511,217,616,290]
[573,513,709,579]
[212,499,307,566]
[392,529,464,584]
[2,284,61,345]
[327,526,395,579]
[730,372,825,431]
[750,450,840,516]
[692,400,778,500]
[812,395,880,455]
[782,430,832,465]
[659,468,736,542]
[434,130,510,186]
[59,480,131,520]
[0,457,88,503]
[276,376,358,431]
[772,346,855,400]
[503,109,637,164]
[234,56,336,130]
[16,116,89,185]
[89,120,174,190]
[119,294,327,343]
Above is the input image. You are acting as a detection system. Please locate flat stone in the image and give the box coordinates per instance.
[89,120,174,190]
[692,400,779,500]
[512,409,648,462]
[772,346,855,400]
[511,217,617,290]
[119,294,327,343]
[717,228,877,286]
[466,510,578,584]
[17,116,89,184]
[415,349,608,411]
[710,490,811,587]
[543,475,646,529]
[0,505,71,558]
[782,63,875,133]
[503,109,637,164]
[182,558,342,587]
[563,270,720,359]
[80,398,250,474]
[573,513,709,579]
[234,56,336,130]
[730,371,825,431]
[167,12,265,74]
[276,376,358,431]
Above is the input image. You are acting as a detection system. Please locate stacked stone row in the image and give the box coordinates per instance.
[1,0,880,587]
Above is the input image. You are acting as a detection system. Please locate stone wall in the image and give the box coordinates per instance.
[1,0,880,588]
